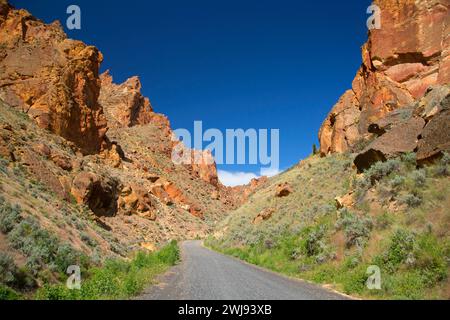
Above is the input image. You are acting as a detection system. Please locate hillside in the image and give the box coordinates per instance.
[0,1,266,298]
[208,0,450,300]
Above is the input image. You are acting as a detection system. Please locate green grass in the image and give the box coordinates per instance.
[35,240,179,300]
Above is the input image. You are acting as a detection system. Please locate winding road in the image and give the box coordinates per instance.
[139,241,348,300]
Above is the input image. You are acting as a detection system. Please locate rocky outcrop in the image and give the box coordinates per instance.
[253,208,275,224]
[275,182,293,197]
[191,149,219,187]
[99,71,154,128]
[0,3,107,154]
[319,0,449,155]
[354,85,449,171]
[71,172,119,217]
[118,184,156,220]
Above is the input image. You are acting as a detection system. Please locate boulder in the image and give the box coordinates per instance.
[354,117,425,172]
[417,109,450,162]
[253,208,275,224]
[275,183,293,198]
[118,184,156,220]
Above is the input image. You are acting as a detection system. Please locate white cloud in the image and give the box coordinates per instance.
[218,170,259,187]
[260,167,281,177]
[218,167,283,187]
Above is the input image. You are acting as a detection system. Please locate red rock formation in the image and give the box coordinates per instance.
[0,3,107,154]
[191,149,219,187]
[319,0,449,155]
[99,71,154,128]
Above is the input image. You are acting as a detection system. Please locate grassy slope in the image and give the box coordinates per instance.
[207,153,450,299]
[1,240,179,300]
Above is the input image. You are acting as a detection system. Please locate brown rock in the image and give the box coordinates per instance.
[71,172,118,216]
[319,0,449,155]
[33,142,51,158]
[118,184,156,220]
[335,192,355,209]
[275,183,293,197]
[99,71,154,128]
[191,150,219,187]
[253,208,275,224]
[51,153,72,171]
[354,117,425,172]
[0,6,107,154]
[417,109,450,163]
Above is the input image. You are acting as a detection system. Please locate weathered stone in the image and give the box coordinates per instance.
[319,0,449,155]
[275,183,293,198]
[71,172,119,216]
[417,109,450,162]
[0,5,108,154]
[253,208,275,224]
[354,117,425,172]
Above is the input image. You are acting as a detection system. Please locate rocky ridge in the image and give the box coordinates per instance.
[319,0,449,168]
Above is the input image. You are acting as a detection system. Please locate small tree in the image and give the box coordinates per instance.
[312,144,318,155]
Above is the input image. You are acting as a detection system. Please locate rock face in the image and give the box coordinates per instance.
[71,172,119,217]
[0,3,107,154]
[354,85,449,171]
[319,0,449,156]
[99,71,154,128]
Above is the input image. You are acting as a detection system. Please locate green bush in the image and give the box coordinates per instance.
[0,285,21,300]
[0,199,23,234]
[398,193,422,208]
[365,159,401,184]
[36,241,179,300]
[336,209,373,248]
[435,152,449,177]
[410,169,427,187]
[8,217,87,275]
[378,229,416,272]
[401,152,417,169]
[0,253,17,285]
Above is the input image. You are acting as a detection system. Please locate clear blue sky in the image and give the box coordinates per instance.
[11,0,371,185]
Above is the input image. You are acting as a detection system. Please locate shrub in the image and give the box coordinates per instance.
[336,209,373,248]
[389,175,405,189]
[0,200,23,234]
[303,226,326,257]
[375,212,393,230]
[379,229,416,272]
[365,159,401,184]
[0,253,17,285]
[410,169,426,187]
[398,193,422,208]
[0,285,21,300]
[80,232,97,248]
[435,152,449,177]
[401,152,417,168]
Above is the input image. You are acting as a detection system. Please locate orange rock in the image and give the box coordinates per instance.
[0,5,107,154]
[319,0,448,155]
[275,183,293,198]
[253,208,275,224]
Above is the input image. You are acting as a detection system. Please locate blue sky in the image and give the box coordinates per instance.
[11,0,371,185]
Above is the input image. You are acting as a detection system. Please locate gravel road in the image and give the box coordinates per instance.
[139,240,348,300]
